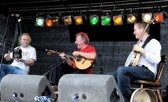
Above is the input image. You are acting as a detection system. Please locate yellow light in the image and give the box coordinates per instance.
[74,16,83,25]
[127,14,137,24]
[113,15,123,25]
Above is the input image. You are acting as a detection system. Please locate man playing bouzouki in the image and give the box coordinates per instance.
[108,22,161,102]
[48,32,96,86]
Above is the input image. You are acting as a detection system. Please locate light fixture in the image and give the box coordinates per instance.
[63,15,72,25]
[127,14,137,24]
[90,15,99,25]
[52,16,59,26]
[142,13,153,23]
[45,18,53,27]
[101,16,111,26]
[35,17,44,27]
[154,12,164,23]
[113,15,123,25]
[74,16,83,25]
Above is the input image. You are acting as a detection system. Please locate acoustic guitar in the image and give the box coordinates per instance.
[125,19,154,67]
[46,49,94,70]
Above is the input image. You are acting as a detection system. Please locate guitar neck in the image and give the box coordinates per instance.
[52,50,74,59]
[46,49,93,70]
[137,23,150,44]
[64,54,74,59]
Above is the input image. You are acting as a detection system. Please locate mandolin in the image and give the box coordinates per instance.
[46,49,94,70]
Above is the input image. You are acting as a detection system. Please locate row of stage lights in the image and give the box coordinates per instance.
[35,12,164,27]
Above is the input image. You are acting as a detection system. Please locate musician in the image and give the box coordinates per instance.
[52,32,96,86]
[108,22,161,102]
[0,33,37,81]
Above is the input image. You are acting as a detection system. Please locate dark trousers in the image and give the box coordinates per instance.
[48,63,86,85]
[107,66,155,102]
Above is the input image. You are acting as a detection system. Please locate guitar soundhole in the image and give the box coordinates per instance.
[77,58,81,61]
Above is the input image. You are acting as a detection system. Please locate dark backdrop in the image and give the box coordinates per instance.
[69,23,160,42]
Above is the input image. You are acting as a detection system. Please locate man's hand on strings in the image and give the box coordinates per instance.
[59,52,66,59]
[133,44,145,54]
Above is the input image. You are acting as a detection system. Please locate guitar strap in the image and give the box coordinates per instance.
[141,36,153,48]
[124,36,153,67]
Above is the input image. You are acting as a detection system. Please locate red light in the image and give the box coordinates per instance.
[154,13,164,23]
[45,18,53,27]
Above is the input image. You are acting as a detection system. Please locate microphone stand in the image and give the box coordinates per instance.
[0,15,10,73]
[0,39,7,73]
[99,54,103,74]
[43,62,63,85]
[43,62,63,76]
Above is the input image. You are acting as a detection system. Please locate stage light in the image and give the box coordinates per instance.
[63,16,72,25]
[52,17,59,26]
[142,13,153,23]
[154,12,164,23]
[45,18,53,27]
[101,16,111,26]
[127,14,137,24]
[74,16,83,25]
[113,15,123,25]
[35,17,44,27]
[90,15,99,25]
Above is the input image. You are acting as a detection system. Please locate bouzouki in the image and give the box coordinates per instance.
[125,19,154,67]
[46,49,94,70]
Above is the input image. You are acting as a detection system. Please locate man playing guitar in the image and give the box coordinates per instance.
[49,32,96,86]
[59,32,96,73]
[107,22,161,102]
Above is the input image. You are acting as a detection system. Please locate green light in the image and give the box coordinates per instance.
[35,17,44,27]
[101,16,111,26]
[90,15,99,25]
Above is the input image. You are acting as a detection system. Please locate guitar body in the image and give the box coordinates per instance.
[131,52,141,66]
[73,58,93,70]
[125,51,141,67]
[46,49,94,70]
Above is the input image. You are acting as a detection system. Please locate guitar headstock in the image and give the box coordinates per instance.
[149,18,155,24]
[45,49,57,55]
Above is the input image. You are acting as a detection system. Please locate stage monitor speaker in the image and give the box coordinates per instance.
[58,74,125,102]
[0,74,56,101]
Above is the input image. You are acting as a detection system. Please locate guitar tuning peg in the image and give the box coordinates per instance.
[45,49,48,52]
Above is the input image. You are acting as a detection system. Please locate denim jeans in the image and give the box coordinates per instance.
[0,64,28,81]
[107,66,155,102]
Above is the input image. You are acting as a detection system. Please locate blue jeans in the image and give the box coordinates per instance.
[0,64,28,81]
[107,66,155,102]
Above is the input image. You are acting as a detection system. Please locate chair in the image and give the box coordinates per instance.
[131,55,167,102]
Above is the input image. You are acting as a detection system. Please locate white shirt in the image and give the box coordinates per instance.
[10,45,37,72]
[125,39,161,76]
[138,39,161,76]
